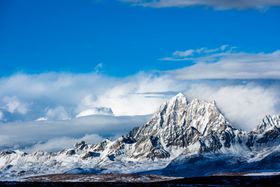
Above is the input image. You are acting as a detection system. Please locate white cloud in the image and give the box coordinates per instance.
[2,96,29,114]
[93,73,185,115]
[0,72,182,119]
[0,110,3,120]
[0,115,150,151]
[25,134,104,152]
[164,46,280,80]
[0,70,279,129]
[173,49,194,57]
[0,73,119,121]
[0,135,11,146]
[94,63,103,73]
[76,107,113,118]
[123,0,280,10]
[184,83,280,130]
[45,106,70,121]
[160,45,233,61]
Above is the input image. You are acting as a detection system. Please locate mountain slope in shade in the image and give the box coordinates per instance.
[1,93,280,180]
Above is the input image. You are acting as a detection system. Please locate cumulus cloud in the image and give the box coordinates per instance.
[2,96,29,115]
[0,72,182,120]
[0,73,117,122]
[122,0,280,10]
[93,74,184,115]
[44,106,70,121]
[163,46,280,80]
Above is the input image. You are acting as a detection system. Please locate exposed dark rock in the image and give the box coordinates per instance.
[82,151,100,159]
[66,149,76,156]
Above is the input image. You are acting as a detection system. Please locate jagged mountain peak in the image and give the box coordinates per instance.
[188,98,219,112]
[120,93,242,159]
[162,93,220,115]
[254,115,280,133]
[171,92,186,101]
[155,94,229,133]
[158,92,188,112]
[187,99,229,133]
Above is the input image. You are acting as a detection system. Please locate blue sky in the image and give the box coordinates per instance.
[1,0,280,151]
[1,0,280,76]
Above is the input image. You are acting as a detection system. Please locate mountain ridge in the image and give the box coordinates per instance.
[0,93,280,180]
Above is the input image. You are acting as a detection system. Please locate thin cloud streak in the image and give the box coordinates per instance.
[122,0,280,10]
[163,46,280,80]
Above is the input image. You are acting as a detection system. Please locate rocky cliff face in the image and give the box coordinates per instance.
[103,93,247,161]
[1,93,280,180]
[246,115,280,149]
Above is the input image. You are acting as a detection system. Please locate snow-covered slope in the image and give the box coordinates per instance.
[1,93,280,180]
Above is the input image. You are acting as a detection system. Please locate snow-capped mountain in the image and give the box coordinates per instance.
[1,93,280,180]
[100,93,247,161]
[76,107,114,118]
[247,115,280,148]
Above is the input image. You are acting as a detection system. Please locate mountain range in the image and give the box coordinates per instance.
[0,93,280,180]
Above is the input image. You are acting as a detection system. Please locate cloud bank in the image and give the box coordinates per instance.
[0,46,280,152]
[0,115,150,152]
[0,72,179,121]
[123,0,280,10]
[0,72,279,130]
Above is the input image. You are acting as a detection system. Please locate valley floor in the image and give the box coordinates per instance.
[1,173,280,186]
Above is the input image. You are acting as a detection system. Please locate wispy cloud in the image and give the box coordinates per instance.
[122,0,280,10]
[94,63,104,73]
[25,134,104,152]
[162,46,280,80]
[161,45,233,60]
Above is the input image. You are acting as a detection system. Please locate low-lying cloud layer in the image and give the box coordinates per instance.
[123,0,280,10]
[0,115,150,152]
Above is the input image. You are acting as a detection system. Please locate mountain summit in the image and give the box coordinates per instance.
[0,93,280,179]
[113,93,245,160]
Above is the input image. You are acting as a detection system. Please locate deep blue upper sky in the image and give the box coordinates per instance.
[0,0,280,77]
